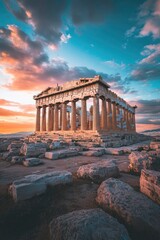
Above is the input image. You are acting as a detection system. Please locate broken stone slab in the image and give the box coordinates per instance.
[128,151,160,173]
[105,148,124,155]
[11,156,25,164]
[7,141,23,151]
[140,169,160,205]
[150,141,160,150]
[45,148,79,160]
[9,171,72,202]
[96,178,160,239]
[23,158,43,167]
[77,160,119,183]
[20,142,47,157]
[79,150,103,157]
[50,208,131,240]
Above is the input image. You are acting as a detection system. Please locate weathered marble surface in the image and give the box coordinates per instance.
[20,142,47,157]
[96,178,160,239]
[140,169,160,205]
[50,209,131,240]
[9,171,72,202]
[45,148,79,160]
[23,158,43,167]
[77,160,119,183]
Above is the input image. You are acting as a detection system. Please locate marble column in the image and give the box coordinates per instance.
[62,102,67,131]
[71,101,76,131]
[54,104,58,131]
[112,102,116,130]
[81,98,87,130]
[116,105,120,130]
[48,105,53,131]
[101,98,107,130]
[107,100,112,130]
[42,105,46,131]
[36,106,41,131]
[126,110,129,131]
[52,105,54,130]
[93,95,100,131]
[133,113,136,132]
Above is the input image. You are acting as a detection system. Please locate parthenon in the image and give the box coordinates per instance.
[33,75,137,133]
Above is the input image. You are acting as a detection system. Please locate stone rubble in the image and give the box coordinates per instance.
[45,148,79,160]
[77,160,119,183]
[9,171,72,202]
[96,178,160,239]
[140,169,160,205]
[20,142,47,157]
[23,158,43,167]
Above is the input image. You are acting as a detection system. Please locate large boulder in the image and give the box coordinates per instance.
[96,178,160,239]
[9,171,72,202]
[140,169,160,205]
[50,208,131,240]
[23,158,43,167]
[20,142,47,157]
[128,151,160,173]
[45,148,79,160]
[77,161,119,183]
[11,156,25,164]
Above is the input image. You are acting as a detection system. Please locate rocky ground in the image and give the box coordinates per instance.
[0,134,160,240]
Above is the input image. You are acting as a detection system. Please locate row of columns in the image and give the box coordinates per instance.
[36,95,136,132]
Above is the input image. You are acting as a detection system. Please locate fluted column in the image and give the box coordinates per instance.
[71,101,76,131]
[116,105,120,130]
[54,104,58,131]
[126,110,129,131]
[52,105,54,130]
[48,105,53,131]
[101,98,107,130]
[107,100,112,130]
[81,98,87,130]
[42,105,46,131]
[36,106,41,131]
[112,102,116,130]
[93,95,100,131]
[62,102,67,131]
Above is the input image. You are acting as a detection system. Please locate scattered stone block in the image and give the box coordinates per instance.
[96,178,160,239]
[0,141,11,152]
[45,148,79,160]
[50,208,131,240]
[20,142,47,157]
[23,158,43,167]
[9,171,72,201]
[105,148,124,155]
[129,151,160,173]
[140,169,160,205]
[79,150,103,157]
[11,156,25,164]
[77,160,119,183]
[150,142,160,150]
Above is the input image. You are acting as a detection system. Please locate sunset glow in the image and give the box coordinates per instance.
[0,0,160,133]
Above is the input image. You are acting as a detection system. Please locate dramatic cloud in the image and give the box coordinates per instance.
[129,43,160,81]
[5,0,113,46]
[104,60,125,69]
[129,99,160,126]
[0,99,19,106]
[71,0,113,25]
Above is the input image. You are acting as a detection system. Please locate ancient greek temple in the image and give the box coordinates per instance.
[34,75,137,133]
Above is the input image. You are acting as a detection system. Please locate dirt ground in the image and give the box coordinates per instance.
[0,154,140,240]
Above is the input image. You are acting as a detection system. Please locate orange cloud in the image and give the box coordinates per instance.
[0,107,34,117]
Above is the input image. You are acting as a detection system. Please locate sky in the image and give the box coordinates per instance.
[0,0,160,133]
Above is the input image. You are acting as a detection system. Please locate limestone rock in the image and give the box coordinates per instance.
[9,171,72,202]
[77,161,119,183]
[150,141,160,150]
[105,148,124,155]
[23,158,43,167]
[96,178,160,239]
[11,156,25,164]
[20,142,47,157]
[50,208,131,240]
[128,151,157,173]
[140,169,160,205]
[0,141,11,152]
[79,150,103,157]
[45,148,79,160]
